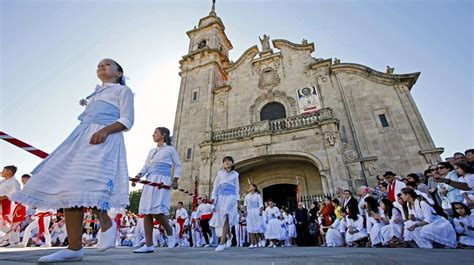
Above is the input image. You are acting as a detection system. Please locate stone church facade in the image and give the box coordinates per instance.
[171,7,443,207]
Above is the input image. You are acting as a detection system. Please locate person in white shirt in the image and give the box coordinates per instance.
[401,188,457,248]
[132,127,182,254]
[175,202,189,247]
[345,203,368,247]
[196,196,213,247]
[364,196,386,247]
[82,228,96,247]
[264,200,284,247]
[379,198,403,246]
[210,156,240,252]
[0,165,21,246]
[50,219,67,246]
[384,171,406,203]
[190,210,202,247]
[0,167,22,247]
[11,59,134,262]
[20,208,56,248]
[243,183,264,249]
[452,202,474,247]
[356,186,372,217]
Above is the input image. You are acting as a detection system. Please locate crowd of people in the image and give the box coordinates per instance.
[1,149,473,252]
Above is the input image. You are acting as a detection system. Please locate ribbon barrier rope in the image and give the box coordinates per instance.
[1,130,202,200]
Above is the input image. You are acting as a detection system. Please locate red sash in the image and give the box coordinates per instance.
[12,203,26,223]
[36,212,52,236]
[388,181,396,202]
[1,199,12,224]
[115,213,123,232]
[177,217,186,238]
[200,213,212,220]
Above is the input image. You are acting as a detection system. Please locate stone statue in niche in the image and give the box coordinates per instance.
[259,34,271,52]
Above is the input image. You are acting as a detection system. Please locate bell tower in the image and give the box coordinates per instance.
[172,0,233,198]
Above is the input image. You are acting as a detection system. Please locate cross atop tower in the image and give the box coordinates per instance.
[210,0,216,16]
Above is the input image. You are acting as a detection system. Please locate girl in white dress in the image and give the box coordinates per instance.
[283,209,297,246]
[325,208,347,247]
[11,59,134,262]
[452,202,474,247]
[379,198,404,246]
[210,156,240,252]
[345,203,367,247]
[401,188,457,248]
[133,127,182,253]
[264,200,285,247]
[244,183,264,249]
[364,196,386,247]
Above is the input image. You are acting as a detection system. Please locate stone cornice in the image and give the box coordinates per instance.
[226,45,259,72]
[310,61,420,90]
[187,19,233,50]
[180,48,229,65]
[272,39,315,53]
[251,52,282,66]
[179,61,228,81]
[212,85,232,94]
[419,147,445,155]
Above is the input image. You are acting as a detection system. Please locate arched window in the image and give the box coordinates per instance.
[198,40,207,49]
[260,102,286,121]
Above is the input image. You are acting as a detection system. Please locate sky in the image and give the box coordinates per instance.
[1,0,473,186]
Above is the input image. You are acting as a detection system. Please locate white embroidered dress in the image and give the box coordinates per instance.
[264,206,285,240]
[209,169,240,237]
[11,83,134,210]
[453,213,474,246]
[137,145,182,215]
[403,199,457,248]
[380,207,404,244]
[244,192,264,233]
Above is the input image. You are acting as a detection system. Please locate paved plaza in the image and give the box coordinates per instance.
[1,246,473,265]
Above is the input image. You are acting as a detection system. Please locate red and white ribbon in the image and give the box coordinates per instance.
[1,130,202,199]
[0,131,48,159]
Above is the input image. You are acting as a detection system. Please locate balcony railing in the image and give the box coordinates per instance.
[211,108,334,142]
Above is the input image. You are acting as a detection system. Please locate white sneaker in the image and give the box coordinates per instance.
[248,244,256,249]
[167,236,176,249]
[38,248,84,263]
[96,221,117,252]
[40,244,52,248]
[226,235,233,248]
[215,244,226,252]
[133,245,155,253]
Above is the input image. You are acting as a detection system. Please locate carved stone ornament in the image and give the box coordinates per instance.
[324,132,337,146]
[364,161,377,175]
[258,67,280,90]
[315,67,329,82]
[342,143,358,161]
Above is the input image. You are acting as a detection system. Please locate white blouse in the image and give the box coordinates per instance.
[408,199,434,223]
[138,144,182,178]
[211,169,240,201]
[86,83,134,130]
[244,192,263,209]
